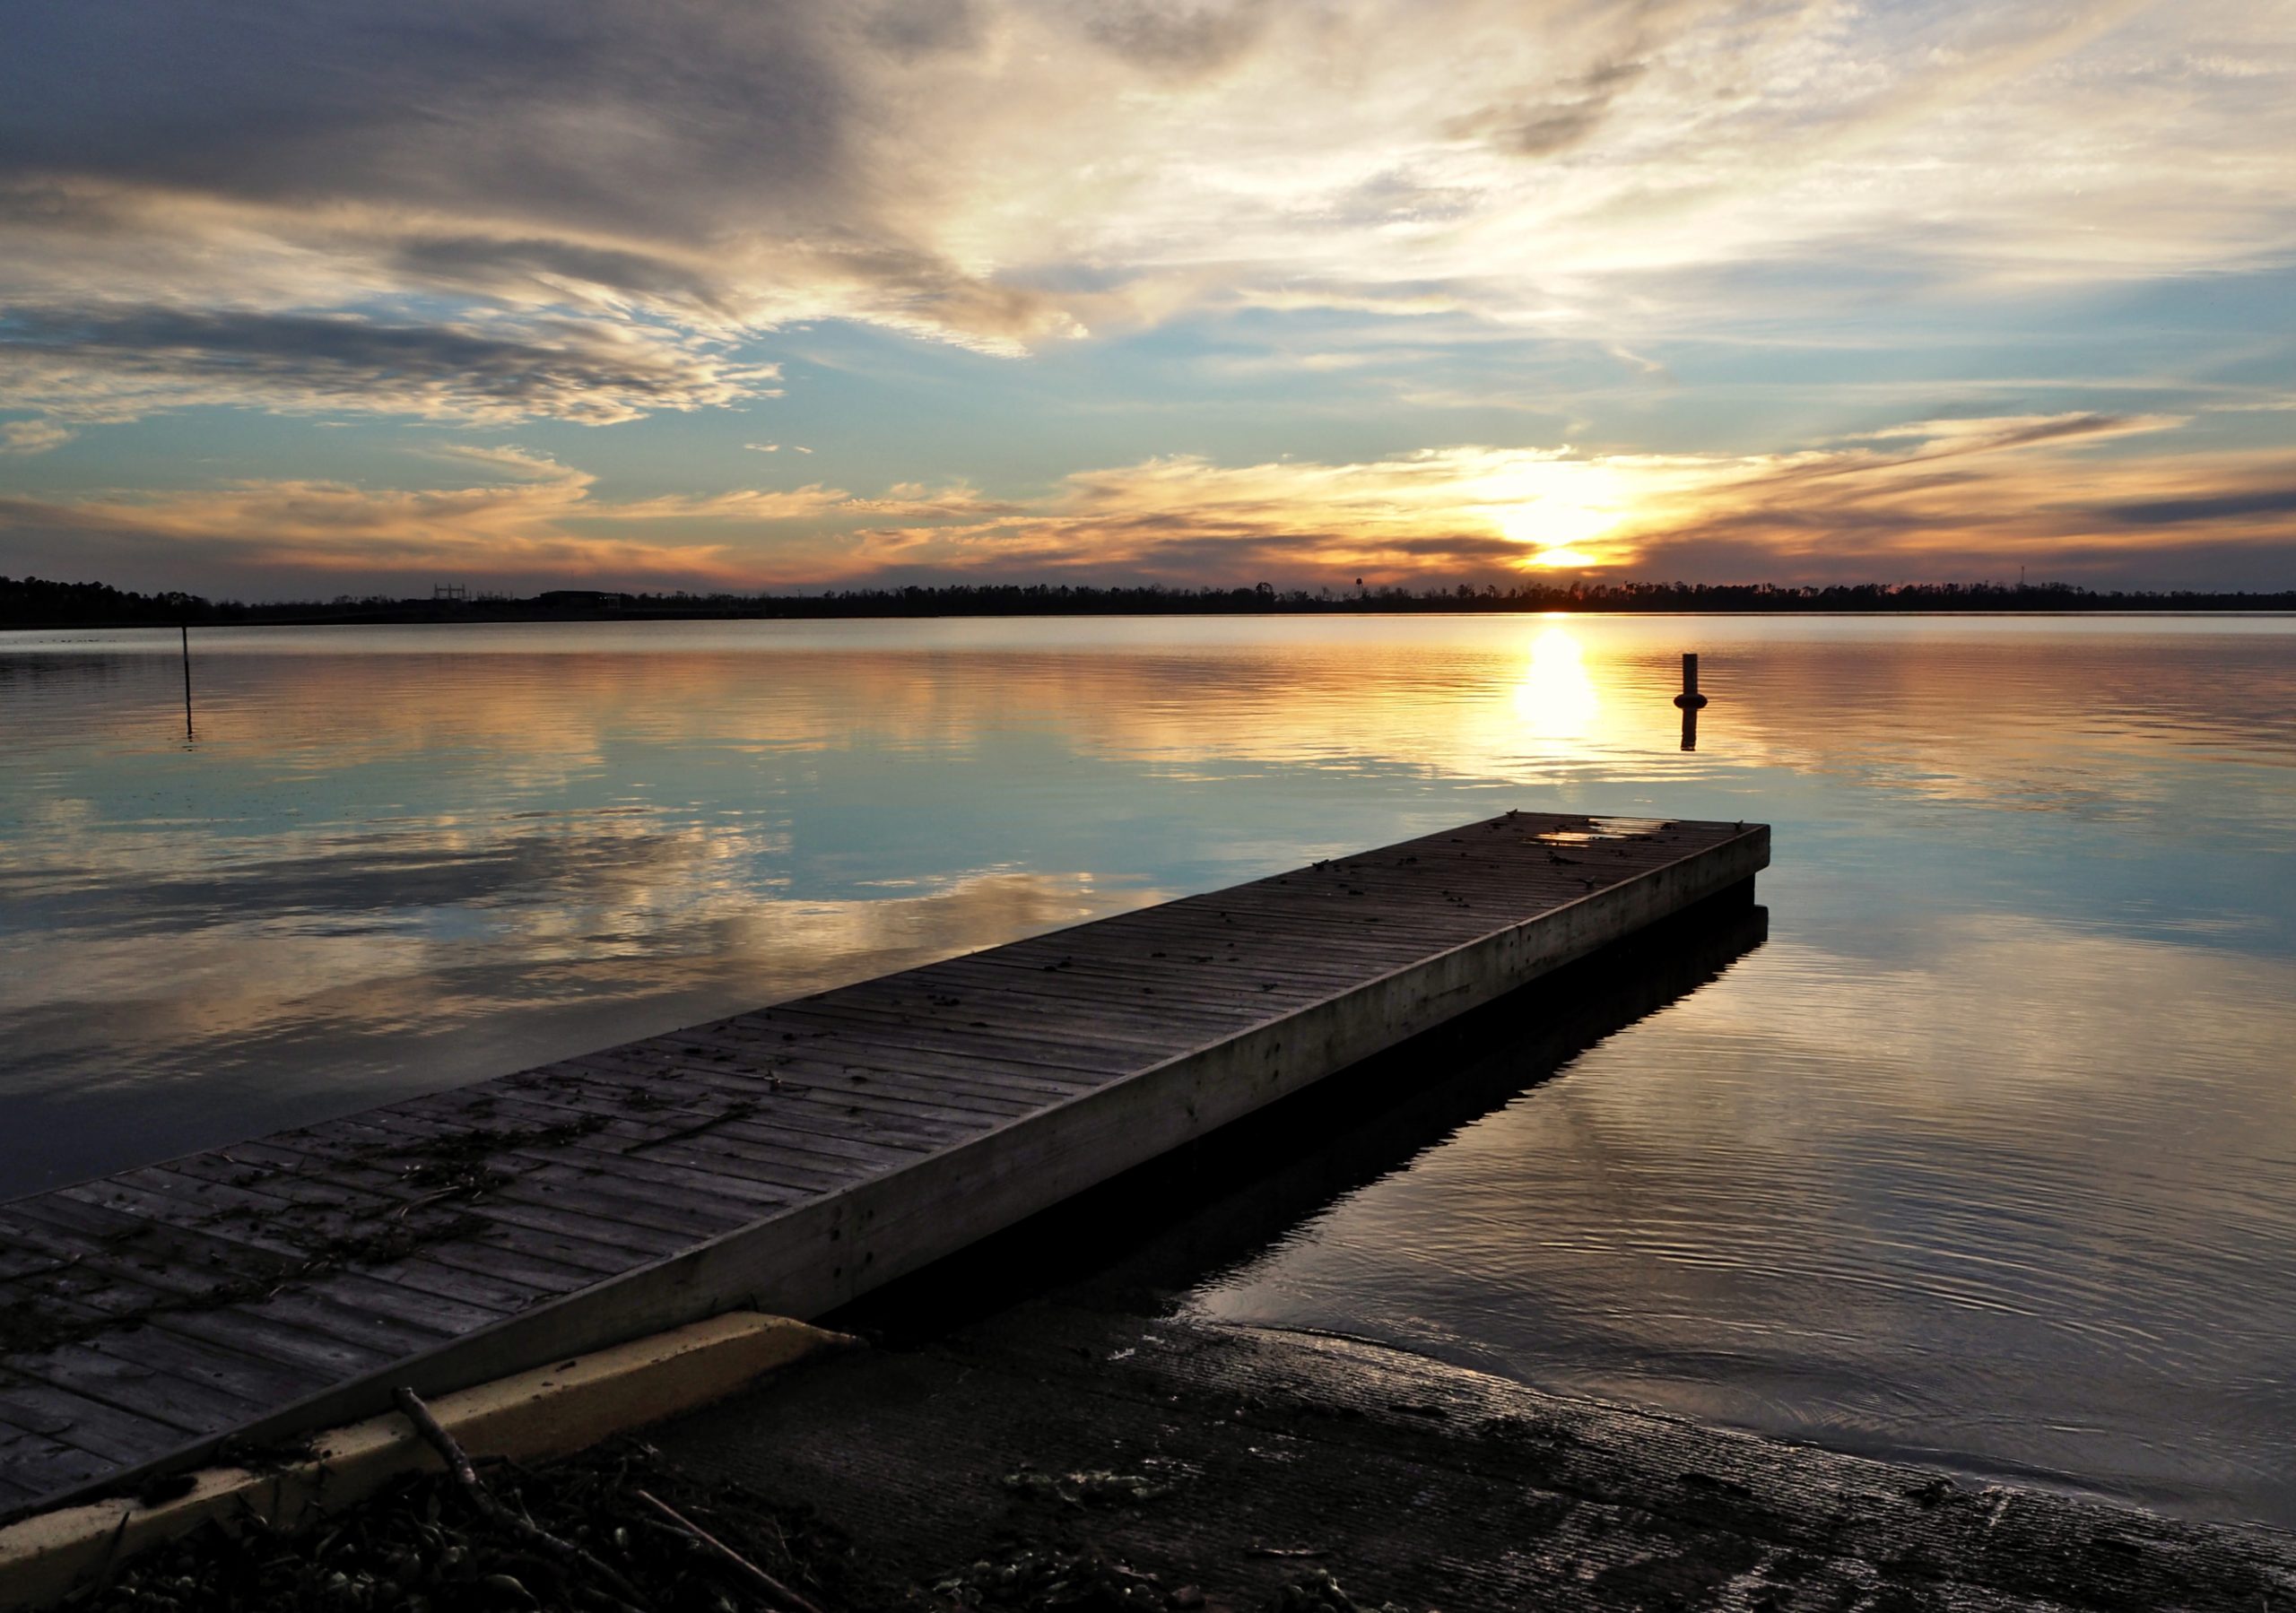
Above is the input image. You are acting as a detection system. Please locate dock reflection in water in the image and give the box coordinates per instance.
[3,614,2292,1527]
[836,886,1770,1332]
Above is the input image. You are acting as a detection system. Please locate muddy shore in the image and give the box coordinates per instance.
[648,1299,2296,1612]
[57,1302,2296,1612]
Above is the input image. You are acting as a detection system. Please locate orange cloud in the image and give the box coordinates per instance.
[2,413,2289,595]
[822,415,2291,585]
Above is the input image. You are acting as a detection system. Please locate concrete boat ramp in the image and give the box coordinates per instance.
[0,811,1766,1522]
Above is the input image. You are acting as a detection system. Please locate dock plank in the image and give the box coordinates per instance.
[50,1326,329,1418]
[0,811,1765,1521]
[507,1073,964,1160]
[0,1383,192,1469]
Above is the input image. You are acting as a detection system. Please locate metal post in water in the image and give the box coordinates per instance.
[1672,653,1709,711]
[1674,652,1706,751]
[180,621,193,741]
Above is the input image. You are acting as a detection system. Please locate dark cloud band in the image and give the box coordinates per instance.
[0,305,776,424]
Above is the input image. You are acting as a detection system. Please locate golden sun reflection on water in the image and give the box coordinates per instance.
[5,614,2296,1525]
[1509,625,1600,741]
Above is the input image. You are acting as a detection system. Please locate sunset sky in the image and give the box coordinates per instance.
[3,0,2293,596]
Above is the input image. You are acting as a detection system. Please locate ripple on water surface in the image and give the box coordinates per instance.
[2,614,2292,1524]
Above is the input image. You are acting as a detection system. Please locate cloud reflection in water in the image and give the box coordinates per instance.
[2,614,2292,1525]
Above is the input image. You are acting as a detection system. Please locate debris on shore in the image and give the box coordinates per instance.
[56,1438,865,1613]
[48,1437,1410,1613]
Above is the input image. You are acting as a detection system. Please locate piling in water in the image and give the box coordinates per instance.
[1674,651,1706,750]
[1673,652,1709,710]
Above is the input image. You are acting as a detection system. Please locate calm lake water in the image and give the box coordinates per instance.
[4,615,2292,1525]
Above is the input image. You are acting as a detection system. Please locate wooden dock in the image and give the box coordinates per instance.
[0,811,1765,1521]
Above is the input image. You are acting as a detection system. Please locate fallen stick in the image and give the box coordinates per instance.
[393,1186,472,1221]
[390,1386,648,1610]
[636,1487,826,1613]
[623,1103,758,1156]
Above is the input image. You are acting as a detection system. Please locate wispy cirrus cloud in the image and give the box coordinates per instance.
[0,307,780,427]
[3,0,2292,402]
[0,0,2290,586]
[0,462,742,594]
[0,420,74,455]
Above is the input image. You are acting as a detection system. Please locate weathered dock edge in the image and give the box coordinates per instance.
[2,813,1766,1518]
[189,821,1766,1456]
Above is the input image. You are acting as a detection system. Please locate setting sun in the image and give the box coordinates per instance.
[1480,460,1628,568]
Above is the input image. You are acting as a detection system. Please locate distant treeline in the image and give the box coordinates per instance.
[5,574,2294,629]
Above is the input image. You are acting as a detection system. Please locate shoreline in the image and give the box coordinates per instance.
[8,575,2296,635]
[653,1301,2296,1612]
[8,603,2296,634]
[23,1302,2296,1611]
